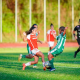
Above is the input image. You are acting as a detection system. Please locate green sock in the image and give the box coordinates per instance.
[22,55,26,58]
[33,64,37,66]
[49,58,54,68]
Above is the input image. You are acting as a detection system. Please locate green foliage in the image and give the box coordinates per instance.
[2,0,80,42]
[0,47,80,80]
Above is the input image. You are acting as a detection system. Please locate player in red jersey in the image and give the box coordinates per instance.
[47,23,56,51]
[22,26,46,70]
[18,24,41,68]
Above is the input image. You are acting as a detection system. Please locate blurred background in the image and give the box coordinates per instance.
[0,0,80,43]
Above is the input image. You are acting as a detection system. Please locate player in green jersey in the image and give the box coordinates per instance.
[48,26,68,71]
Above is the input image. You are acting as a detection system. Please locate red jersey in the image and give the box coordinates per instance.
[47,29,56,42]
[27,34,38,50]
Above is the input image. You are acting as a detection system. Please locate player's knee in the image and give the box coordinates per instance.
[48,55,51,61]
[34,61,38,64]
[40,52,44,58]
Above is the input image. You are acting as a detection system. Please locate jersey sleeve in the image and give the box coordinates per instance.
[27,34,30,40]
[47,30,50,34]
[56,36,59,40]
[74,26,77,31]
[61,32,63,36]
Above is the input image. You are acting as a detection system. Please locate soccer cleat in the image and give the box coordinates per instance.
[18,54,22,61]
[74,51,77,58]
[22,63,26,70]
[33,66,37,68]
[50,68,55,71]
[43,67,46,71]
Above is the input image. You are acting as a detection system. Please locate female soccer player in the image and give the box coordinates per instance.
[18,24,41,68]
[47,23,56,51]
[22,26,46,70]
[48,26,68,71]
[73,19,80,58]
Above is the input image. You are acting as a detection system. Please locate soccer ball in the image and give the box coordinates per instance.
[44,61,51,69]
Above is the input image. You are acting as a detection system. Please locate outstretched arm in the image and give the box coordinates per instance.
[23,32,27,42]
[52,32,56,38]
[63,27,68,36]
[37,39,42,44]
[73,30,77,39]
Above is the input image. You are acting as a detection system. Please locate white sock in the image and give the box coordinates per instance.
[43,62,45,67]
[25,62,31,66]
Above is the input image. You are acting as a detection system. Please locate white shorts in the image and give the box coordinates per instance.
[48,41,54,47]
[32,48,40,56]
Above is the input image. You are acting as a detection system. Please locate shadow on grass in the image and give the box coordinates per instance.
[0,52,80,80]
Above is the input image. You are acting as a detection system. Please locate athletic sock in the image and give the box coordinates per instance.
[22,55,26,58]
[49,58,54,68]
[25,62,31,66]
[43,62,45,67]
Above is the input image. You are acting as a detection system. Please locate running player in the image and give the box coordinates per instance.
[73,19,80,58]
[22,26,46,70]
[47,23,56,51]
[18,24,41,68]
[48,26,68,71]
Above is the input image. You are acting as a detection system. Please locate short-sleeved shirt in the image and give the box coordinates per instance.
[27,34,38,50]
[47,29,56,42]
[50,32,66,54]
[74,25,80,39]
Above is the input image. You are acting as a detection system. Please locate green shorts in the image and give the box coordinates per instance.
[27,44,32,54]
[50,48,63,57]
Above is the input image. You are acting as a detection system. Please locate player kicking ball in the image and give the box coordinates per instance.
[18,24,41,68]
[21,26,46,70]
[48,26,68,71]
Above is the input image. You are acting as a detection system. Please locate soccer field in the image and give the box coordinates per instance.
[0,47,80,80]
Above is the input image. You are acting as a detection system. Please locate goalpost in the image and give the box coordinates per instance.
[44,0,46,42]
[29,0,31,28]
[0,0,2,42]
[15,0,17,42]
[72,0,74,40]
[58,0,60,34]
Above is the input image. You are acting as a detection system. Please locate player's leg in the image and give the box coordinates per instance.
[34,50,46,70]
[27,44,37,67]
[18,53,33,61]
[74,39,80,58]
[23,55,39,70]
[48,53,55,71]
[48,42,54,51]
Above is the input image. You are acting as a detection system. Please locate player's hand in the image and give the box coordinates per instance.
[75,36,77,39]
[65,26,68,29]
[23,32,26,36]
[40,41,43,44]
[38,31,40,34]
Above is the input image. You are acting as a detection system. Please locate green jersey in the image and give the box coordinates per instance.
[50,32,66,56]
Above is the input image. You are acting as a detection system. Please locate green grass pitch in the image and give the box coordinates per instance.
[0,47,80,80]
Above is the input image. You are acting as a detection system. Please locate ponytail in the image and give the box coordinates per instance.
[25,26,36,35]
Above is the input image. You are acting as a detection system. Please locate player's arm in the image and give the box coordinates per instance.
[37,39,42,44]
[52,32,56,38]
[23,32,27,42]
[73,27,77,39]
[63,27,68,36]
[36,31,40,38]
